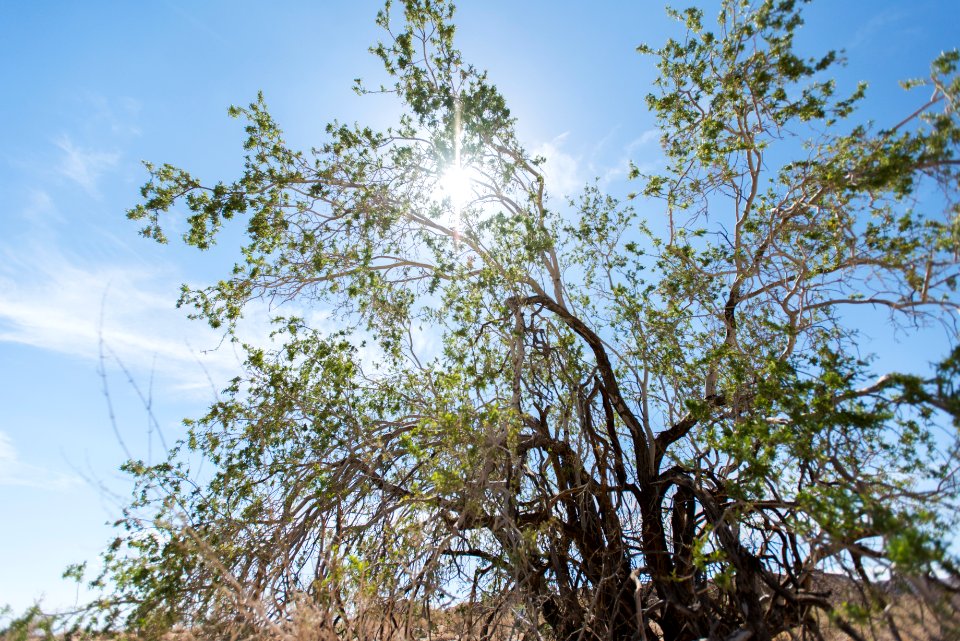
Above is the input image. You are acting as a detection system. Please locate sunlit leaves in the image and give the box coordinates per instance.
[96,1,960,639]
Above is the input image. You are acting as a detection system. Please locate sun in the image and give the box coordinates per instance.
[439,164,473,212]
[431,161,489,234]
[432,95,478,230]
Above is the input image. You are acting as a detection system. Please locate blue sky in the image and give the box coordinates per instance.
[0,0,957,615]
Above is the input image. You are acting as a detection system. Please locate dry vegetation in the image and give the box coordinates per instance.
[4,572,959,641]
[6,0,960,640]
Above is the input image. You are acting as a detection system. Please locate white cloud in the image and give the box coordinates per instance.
[627,129,661,152]
[0,244,249,397]
[55,135,120,197]
[532,133,583,198]
[531,128,663,196]
[19,189,58,223]
[601,128,661,185]
[0,431,80,490]
[848,9,905,50]
[81,92,143,138]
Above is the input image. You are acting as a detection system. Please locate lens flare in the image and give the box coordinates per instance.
[440,164,472,211]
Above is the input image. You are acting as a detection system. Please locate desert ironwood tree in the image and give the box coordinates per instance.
[93,1,960,640]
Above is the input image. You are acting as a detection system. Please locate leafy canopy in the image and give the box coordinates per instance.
[90,1,960,640]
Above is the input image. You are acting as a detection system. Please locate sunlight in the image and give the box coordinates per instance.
[432,94,474,231]
[439,163,473,213]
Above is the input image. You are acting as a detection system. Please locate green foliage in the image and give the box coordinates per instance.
[98,1,960,640]
[0,606,58,641]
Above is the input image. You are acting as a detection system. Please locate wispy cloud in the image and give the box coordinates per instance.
[530,128,663,197]
[0,431,80,490]
[55,135,120,197]
[18,189,62,224]
[80,92,143,138]
[164,1,230,47]
[601,128,661,185]
[0,243,248,396]
[847,8,906,51]
[627,129,661,152]
[532,133,583,198]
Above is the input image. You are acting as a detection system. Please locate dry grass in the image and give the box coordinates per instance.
[4,575,959,641]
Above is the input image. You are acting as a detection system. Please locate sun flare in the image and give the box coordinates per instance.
[439,164,473,212]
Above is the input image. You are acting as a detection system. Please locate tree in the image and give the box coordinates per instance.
[92,1,960,640]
